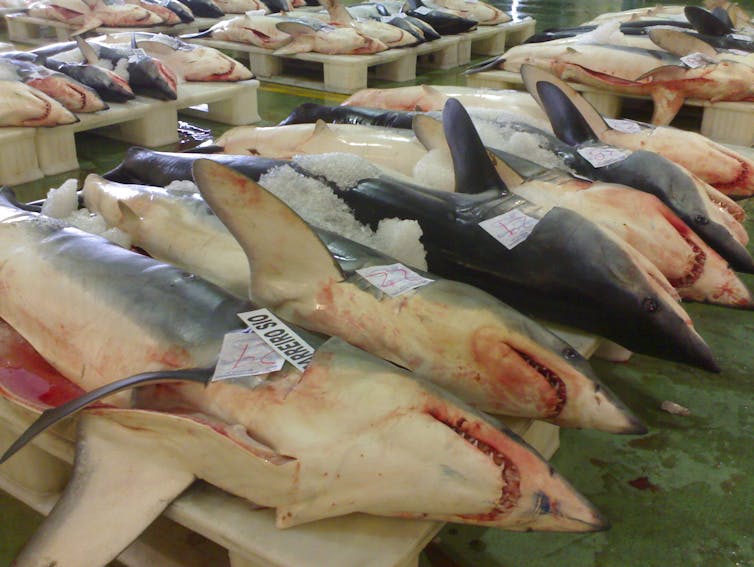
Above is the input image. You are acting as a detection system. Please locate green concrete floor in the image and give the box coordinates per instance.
[3,1,754,565]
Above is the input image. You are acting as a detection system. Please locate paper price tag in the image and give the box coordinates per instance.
[731,33,752,41]
[605,118,642,134]
[680,52,717,68]
[212,330,284,382]
[479,209,539,250]
[728,48,750,55]
[238,309,316,371]
[577,145,631,168]
[356,263,434,297]
[414,6,431,15]
[245,8,265,15]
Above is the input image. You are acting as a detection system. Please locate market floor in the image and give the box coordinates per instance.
[2,0,754,566]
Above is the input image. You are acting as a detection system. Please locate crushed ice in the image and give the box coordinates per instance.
[42,178,132,248]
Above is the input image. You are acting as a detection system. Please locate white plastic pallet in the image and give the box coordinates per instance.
[5,13,222,45]
[457,17,536,65]
[0,393,559,567]
[190,36,462,94]
[465,69,754,146]
[0,79,260,185]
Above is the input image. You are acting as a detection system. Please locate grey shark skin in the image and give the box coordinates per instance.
[338,100,718,371]
[0,193,608,567]
[177,0,223,17]
[279,102,419,128]
[104,147,288,185]
[406,0,477,34]
[529,77,754,274]
[101,142,718,371]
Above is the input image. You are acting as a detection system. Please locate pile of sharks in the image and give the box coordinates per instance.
[468,3,754,125]
[198,0,510,55]
[3,51,754,567]
[0,33,252,126]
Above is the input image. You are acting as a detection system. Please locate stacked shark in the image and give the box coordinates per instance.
[0,161,618,565]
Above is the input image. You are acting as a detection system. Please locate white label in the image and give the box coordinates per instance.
[212,330,284,382]
[479,209,539,250]
[728,48,749,56]
[356,263,434,296]
[605,118,642,134]
[680,52,717,68]
[731,33,752,41]
[577,145,631,168]
[414,6,431,14]
[245,9,265,16]
[238,309,316,371]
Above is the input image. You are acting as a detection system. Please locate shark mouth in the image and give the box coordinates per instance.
[516,351,567,417]
[667,234,706,289]
[208,62,240,81]
[429,410,522,519]
[712,156,752,199]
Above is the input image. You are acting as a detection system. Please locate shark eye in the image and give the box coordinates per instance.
[562,347,578,360]
[642,297,660,312]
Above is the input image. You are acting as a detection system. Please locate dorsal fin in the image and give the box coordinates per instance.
[711,6,734,29]
[685,5,733,36]
[442,98,508,195]
[312,118,332,136]
[521,65,608,145]
[319,0,353,24]
[648,28,719,57]
[75,36,100,64]
[192,160,344,301]
[0,368,212,465]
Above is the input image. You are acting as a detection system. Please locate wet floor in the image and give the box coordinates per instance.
[2,1,754,566]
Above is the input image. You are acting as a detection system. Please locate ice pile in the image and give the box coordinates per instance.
[42,179,132,248]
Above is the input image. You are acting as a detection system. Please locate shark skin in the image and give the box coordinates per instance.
[99,143,718,371]
[0,194,609,564]
[95,33,253,82]
[341,84,547,120]
[278,102,419,128]
[213,121,427,176]
[336,101,719,371]
[194,107,753,312]
[484,158,753,310]
[82,171,644,433]
[519,65,754,273]
[521,62,754,200]
[0,81,78,127]
[486,41,754,125]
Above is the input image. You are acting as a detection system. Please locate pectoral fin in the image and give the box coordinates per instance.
[13,413,195,567]
[650,86,686,126]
